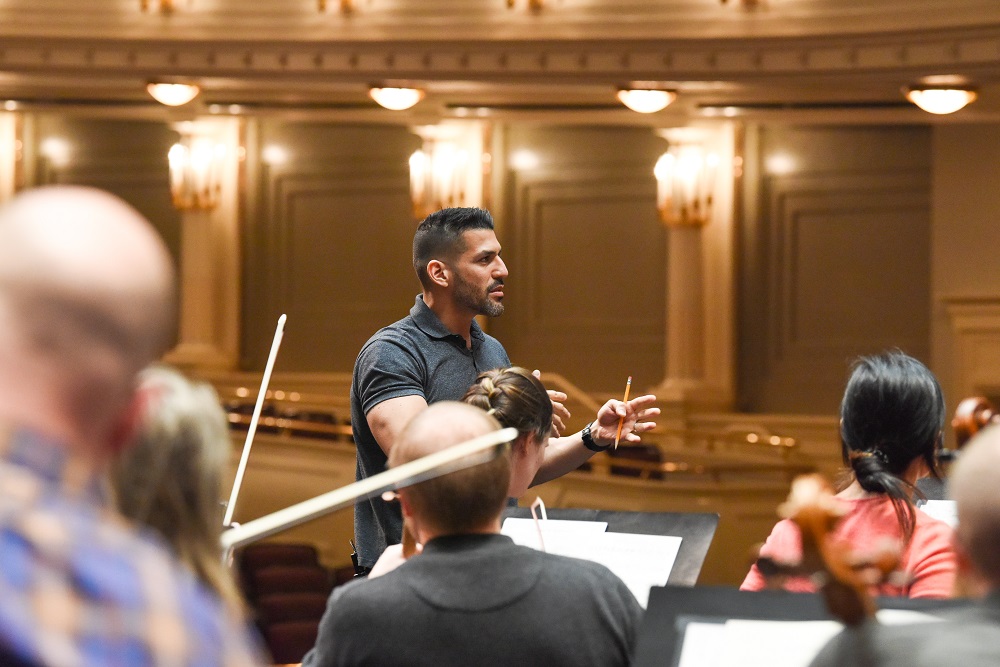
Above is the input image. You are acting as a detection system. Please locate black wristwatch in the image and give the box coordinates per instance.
[581,422,611,452]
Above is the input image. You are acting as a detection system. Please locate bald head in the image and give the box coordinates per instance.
[950,425,1000,587]
[0,186,176,451]
[390,402,511,536]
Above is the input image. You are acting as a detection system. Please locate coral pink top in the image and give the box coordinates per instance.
[740,496,957,598]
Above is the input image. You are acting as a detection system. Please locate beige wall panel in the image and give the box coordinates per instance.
[243,122,421,372]
[493,125,667,391]
[28,115,181,268]
[931,124,1000,423]
[740,125,932,414]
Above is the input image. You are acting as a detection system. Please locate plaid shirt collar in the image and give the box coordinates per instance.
[0,423,107,505]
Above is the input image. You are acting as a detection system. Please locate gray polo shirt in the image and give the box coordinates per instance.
[351,295,511,568]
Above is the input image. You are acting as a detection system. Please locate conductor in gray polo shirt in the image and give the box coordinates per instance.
[351,207,659,570]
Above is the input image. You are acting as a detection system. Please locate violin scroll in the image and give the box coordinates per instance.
[952,396,1000,450]
[755,474,902,627]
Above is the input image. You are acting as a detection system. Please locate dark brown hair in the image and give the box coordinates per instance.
[462,366,552,444]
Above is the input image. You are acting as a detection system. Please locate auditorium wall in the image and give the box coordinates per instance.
[930,124,1000,423]
[19,112,1000,414]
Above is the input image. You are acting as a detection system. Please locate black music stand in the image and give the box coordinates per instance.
[633,585,972,667]
[502,507,719,587]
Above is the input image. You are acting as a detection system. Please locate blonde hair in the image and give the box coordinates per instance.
[110,365,242,612]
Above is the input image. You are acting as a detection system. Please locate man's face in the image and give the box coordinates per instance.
[449,229,508,318]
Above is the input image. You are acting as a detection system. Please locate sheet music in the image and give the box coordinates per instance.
[677,609,943,667]
[500,517,608,546]
[676,622,725,667]
[920,500,958,527]
[501,518,681,608]
[716,619,843,667]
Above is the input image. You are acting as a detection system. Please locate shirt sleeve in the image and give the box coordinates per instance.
[355,337,426,415]
[906,515,958,599]
[740,519,801,591]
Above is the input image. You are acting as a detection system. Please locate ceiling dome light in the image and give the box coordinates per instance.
[617,88,677,114]
[147,82,201,107]
[904,85,977,115]
[369,87,425,111]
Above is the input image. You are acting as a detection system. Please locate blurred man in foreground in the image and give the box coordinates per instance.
[0,186,262,666]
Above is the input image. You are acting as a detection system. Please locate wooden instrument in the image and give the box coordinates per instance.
[951,396,1000,450]
[755,474,901,626]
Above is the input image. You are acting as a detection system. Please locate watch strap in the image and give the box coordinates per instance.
[581,421,611,452]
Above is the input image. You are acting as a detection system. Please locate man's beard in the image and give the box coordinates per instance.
[454,272,504,317]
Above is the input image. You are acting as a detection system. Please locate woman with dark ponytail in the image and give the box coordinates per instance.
[741,351,958,598]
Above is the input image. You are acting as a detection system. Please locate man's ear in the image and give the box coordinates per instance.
[425,259,450,288]
[107,385,155,456]
[398,491,416,519]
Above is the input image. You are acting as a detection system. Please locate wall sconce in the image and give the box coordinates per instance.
[370,87,424,111]
[654,143,719,226]
[506,0,544,9]
[618,88,677,114]
[409,122,484,219]
[318,0,355,13]
[140,0,176,12]
[147,82,200,107]
[168,132,226,211]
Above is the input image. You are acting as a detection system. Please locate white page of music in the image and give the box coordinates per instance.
[677,609,943,667]
[920,500,958,527]
[501,518,681,608]
[500,517,609,545]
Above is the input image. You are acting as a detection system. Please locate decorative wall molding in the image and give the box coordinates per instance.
[0,28,998,84]
[502,160,666,391]
[241,120,418,371]
[944,297,1000,398]
[740,125,933,413]
[2,1,1000,45]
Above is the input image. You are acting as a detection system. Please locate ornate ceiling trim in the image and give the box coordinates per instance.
[0,28,998,84]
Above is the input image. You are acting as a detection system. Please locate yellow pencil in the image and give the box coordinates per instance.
[613,376,632,450]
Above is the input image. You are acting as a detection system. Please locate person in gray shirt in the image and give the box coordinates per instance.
[809,424,1000,667]
[351,207,658,569]
[305,401,643,667]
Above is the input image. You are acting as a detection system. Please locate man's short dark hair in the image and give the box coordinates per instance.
[412,208,495,289]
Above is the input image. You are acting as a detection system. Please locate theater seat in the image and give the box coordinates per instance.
[608,444,664,480]
[263,620,321,664]
[235,542,336,664]
[255,592,330,625]
[250,566,331,598]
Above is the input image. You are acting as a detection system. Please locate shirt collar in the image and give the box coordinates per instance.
[409,295,485,343]
[0,423,107,504]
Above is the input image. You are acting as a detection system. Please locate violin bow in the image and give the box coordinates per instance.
[223,313,287,528]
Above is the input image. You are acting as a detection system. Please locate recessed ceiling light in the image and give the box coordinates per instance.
[146,82,201,107]
[904,85,978,115]
[617,88,677,114]
[369,87,425,111]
